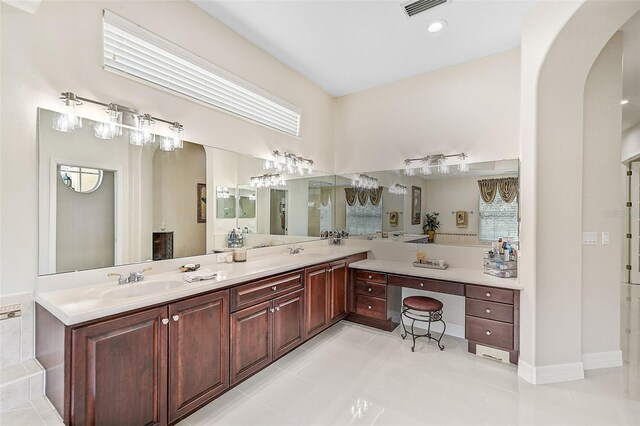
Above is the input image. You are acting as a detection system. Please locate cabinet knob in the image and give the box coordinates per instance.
[486,292,491,297]
[271,286,277,291]
[162,318,169,325]
[368,287,372,292]
[368,305,372,310]
[368,275,372,279]
[269,308,275,313]
[486,330,491,336]
[486,308,491,314]
[172,315,179,322]
[275,306,280,311]
[420,283,424,287]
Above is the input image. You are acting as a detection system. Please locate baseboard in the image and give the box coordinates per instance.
[517,360,584,385]
[409,322,465,339]
[582,350,623,370]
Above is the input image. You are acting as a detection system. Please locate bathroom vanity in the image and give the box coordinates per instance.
[35,247,367,425]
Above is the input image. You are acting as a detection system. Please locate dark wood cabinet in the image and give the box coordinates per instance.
[39,289,230,426]
[465,284,520,364]
[153,231,174,260]
[230,300,272,385]
[328,260,348,324]
[70,306,168,426]
[231,285,305,384]
[273,289,305,359]
[168,291,229,422]
[304,264,330,338]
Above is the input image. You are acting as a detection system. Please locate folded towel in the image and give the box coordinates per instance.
[183,268,217,283]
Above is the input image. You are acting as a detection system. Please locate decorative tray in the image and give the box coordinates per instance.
[412,261,448,270]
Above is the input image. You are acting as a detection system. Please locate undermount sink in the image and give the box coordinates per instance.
[104,280,185,299]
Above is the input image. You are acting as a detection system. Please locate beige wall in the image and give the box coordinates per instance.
[581,32,624,360]
[519,0,639,382]
[334,48,521,174]
[152,142,206,259]
[0,0,334,294]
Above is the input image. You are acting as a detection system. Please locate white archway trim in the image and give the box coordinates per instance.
[519,0,640,383]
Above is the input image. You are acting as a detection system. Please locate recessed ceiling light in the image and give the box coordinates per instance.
[620,99,629,105]
[427,20,447,33]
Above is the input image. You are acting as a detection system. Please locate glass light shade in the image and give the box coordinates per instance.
[170,123,183,149]
[53,101,82,132]
[94,122,114,139]
[159,136,176,152]
[129,130,145,146]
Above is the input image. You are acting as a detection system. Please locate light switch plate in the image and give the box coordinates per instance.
[582,232,597,245]
[601,232,609,245]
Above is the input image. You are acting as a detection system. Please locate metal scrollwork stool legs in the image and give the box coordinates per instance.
[400,296,446,352]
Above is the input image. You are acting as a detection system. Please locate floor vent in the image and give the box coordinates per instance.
[403,0,449,17]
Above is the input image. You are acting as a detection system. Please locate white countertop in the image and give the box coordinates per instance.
[349,259,523,291]
[36,245,368,326]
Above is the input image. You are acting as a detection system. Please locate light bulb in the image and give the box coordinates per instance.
[427,20,447,33]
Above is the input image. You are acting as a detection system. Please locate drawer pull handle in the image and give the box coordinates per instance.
[486,292,491,297]
[172,315,179,322]
[486,308,491,314]
[368,287,372,292]
[269,308,275,313]
[486,330,491,336]
[162,318,169,325]
[368,275,372,279]
[272,286,277,291]
[420,283,424,287]
[368,305,372,310]
[275,306,280,311]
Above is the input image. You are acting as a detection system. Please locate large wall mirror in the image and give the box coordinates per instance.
[336,159,519,247]
[38,108,331,275]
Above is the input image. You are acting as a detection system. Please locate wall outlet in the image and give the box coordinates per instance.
[601,232,609,245]
[582,232,597,245]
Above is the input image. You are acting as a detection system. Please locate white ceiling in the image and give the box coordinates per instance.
[193,0,537,96]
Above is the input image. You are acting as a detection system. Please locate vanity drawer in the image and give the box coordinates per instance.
[465,299,514,323]
[356,270,387,284]
[465,316,514,350]
[355,294,387,320]
[355,281,386,299]
[466,285,514,305]
[387,275,465,296]
[231,271,303,311]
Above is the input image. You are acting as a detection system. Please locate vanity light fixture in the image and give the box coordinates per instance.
[404,153,468,176]
[52,91,184,149]
[427,19,447,33]
[53,92,83,132]
[250,173,286,188]
[94,104,123,139]
[389,184,408,195]
[216,186,231,199]
[264,150,314,176]
[352,174,379,190]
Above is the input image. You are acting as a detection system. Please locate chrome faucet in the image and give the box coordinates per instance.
[129,267,152,283]
[107,273,129,285]
[108,267,152,285]
[289,245,304,255]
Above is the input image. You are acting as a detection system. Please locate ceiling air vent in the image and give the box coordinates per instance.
[403,0,449,17]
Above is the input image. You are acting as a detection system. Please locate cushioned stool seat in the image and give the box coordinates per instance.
[403,296,443,312]
[400,295,446,352]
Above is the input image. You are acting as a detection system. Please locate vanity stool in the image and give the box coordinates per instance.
[400,296,446,352]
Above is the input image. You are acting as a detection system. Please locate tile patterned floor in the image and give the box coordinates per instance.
[2,285,638,426]
[178,320,639,426]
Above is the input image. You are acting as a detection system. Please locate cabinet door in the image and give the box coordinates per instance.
[71,307,168,426]
[305,264,330,338]
[329,260,348,324]
[230,300,272,385]
[273,289,305,359]
[168,290,229,422]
